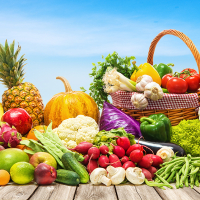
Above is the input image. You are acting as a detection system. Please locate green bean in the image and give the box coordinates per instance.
[162,157,185,166]
[190,169,196,189]
[182,163,186,174]
[165,160,184,174]
[163,173,171,181]
[196,172,200,176]
[195,176,199,187]
[190,167,199,175]
[185,176,189,187]
[155,171,165,183]
[171,165,182,172]
[156,166,168,174]
[182,157,190,182]
[167,171,176,183]
[191,157,200,161]
[176,172,180,189]
[192,163,200,167]
[144,179,170,189]
[156,174,173,189]
[179,174,184,188]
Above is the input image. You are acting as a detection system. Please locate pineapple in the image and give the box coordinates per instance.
[0,40,44,127]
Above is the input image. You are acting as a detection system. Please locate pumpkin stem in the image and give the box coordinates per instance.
[56,76,73,92]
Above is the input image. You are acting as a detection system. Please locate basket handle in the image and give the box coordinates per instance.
[147,29,200,72]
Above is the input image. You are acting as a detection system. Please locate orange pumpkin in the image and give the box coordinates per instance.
[44,76,99,129]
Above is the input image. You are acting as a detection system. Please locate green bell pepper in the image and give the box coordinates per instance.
[140,113,172,142]
[153,63,174,78]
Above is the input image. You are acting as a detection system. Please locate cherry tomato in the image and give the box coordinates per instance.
[185,75,200,92]
[166,77,188,94]
[161,74,173,89]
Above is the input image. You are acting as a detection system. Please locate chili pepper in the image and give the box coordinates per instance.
[130,63,161,85]
[140,113,172,142]
[153,63,173,79]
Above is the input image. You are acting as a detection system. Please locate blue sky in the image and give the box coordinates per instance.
[0,0,200,106]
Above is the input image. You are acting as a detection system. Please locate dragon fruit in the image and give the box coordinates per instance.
[0,122,22,148]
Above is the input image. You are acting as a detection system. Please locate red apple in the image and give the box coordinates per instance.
[34,163,57,185]
[2,108,32,135]
[0,145,5,151]
[30,152,57,169]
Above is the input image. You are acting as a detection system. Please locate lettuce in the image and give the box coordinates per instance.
[170,119,200,156]
[99,101,142,137]
[93,127,136,148]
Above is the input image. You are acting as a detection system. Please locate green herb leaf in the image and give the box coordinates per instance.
[81,51,136,109]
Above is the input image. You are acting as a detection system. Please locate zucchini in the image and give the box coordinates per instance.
[56,169,80,186]
[61,152,90,183]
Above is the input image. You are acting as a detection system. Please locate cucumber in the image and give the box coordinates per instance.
[61,152,90,183]
[56,169,80,186]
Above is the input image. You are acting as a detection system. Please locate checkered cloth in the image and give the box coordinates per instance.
[110,91,199,110]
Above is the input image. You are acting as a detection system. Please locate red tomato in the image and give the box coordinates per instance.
[180,68,198,79]
[161,74,173,89]
[167,77,188,94]
[185,75,199,92]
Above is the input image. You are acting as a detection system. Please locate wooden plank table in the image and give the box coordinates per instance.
[1,182,200,200]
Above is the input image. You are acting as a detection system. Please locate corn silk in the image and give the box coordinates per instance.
[170,119,200,156]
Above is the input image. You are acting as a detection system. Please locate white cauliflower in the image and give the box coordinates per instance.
[53,115,99,148]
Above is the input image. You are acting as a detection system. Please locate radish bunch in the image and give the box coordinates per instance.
[71,138,164,180]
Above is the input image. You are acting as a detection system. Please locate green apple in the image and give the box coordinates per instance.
[29,152,57,169]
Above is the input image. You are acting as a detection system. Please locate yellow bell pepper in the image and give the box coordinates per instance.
[130,63,161,86]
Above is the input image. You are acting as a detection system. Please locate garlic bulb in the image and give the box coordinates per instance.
[131,93,148,110]
[136,75,153,92]
[144,82,163,101]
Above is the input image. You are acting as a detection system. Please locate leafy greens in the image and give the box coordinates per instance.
[81,51,136,109]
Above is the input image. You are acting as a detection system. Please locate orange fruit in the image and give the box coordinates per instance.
[16,137,33,159]
[0,170,10,185]
[16,137,29,150]
[27,125,47,140]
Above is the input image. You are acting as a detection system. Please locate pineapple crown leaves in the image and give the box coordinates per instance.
[0,40,26,89]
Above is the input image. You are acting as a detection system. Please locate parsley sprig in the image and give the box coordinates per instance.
[81,51,136,109]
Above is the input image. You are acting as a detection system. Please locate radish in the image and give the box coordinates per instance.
[109,154,122,167]
[126,144,143,156]
[141,168,152,181]
[138,155,153,168]
[99,145,109,155]
[88,147,100,159]
[111,144,125,158]
[68,142,93,154]
[98,155,109,168]
[146,154,163,167]
[87,159,98,174]
[147,166,157,178]
[116,136,130,151]
[121,156,129,164]
[82,154,90,166]
[122,161,136,170]
[130,149,143,163]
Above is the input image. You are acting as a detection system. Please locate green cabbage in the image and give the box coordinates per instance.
[170,119,200,156]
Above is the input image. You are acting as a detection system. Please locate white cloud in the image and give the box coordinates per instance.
[0,13,199,57]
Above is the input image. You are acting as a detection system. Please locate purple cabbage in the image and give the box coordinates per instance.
[99,101,142,137]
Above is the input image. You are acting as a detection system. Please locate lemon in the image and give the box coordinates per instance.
[10,162,34,184]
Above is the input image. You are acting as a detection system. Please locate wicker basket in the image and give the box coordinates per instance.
[113,29,200,126]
